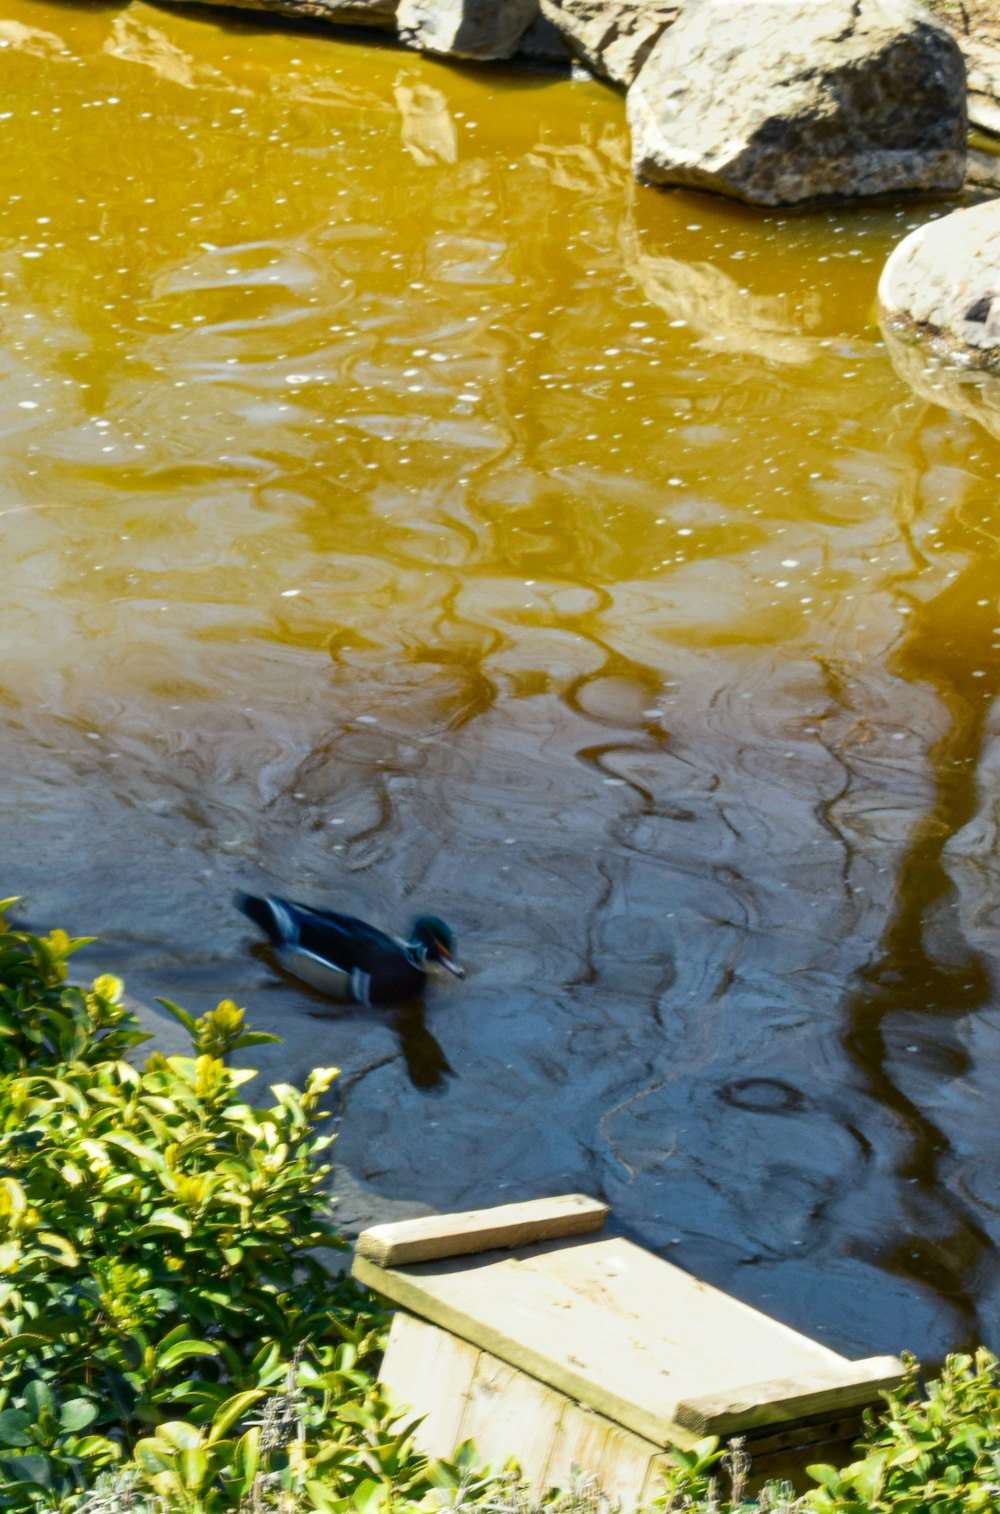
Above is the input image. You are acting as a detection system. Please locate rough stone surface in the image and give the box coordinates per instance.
[539,0,680,86]
[957,31,1000,140]
[968,147,1000,193]
[626,0,967,206]
[516,9,573,67]
[398,0,540,59]
[154,0,399,24]
[878,199,1000,368]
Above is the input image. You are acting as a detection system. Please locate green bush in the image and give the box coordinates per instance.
[805,1350,1000,1513]
[640,1354,1000,1513]
[0,902,436,1513]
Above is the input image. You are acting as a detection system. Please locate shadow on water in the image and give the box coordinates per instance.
[393,1001,454,1094]
[249,942,453,1093]
[839,555,1000,1349]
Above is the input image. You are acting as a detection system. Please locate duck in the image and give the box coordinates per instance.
[235,892,464,1006]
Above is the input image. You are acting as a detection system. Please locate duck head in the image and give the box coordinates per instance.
[410,915,465,978]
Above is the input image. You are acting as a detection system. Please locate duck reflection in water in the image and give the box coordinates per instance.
[235,892,462,1091]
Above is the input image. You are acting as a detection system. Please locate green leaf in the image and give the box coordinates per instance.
[155,1421,204,1451]
[38,1077,89,1116]
[207,1389,266,1443]
[59,1398,98,1432]
[352,1478,388,1514]
[23,1380,54,1419]
[178,1446,210,1490]
[139,1209,193,1239]
[0,1452,51,1487]
[158,998,197,1033]
[156,1339,221,1372]
[134,1440,176,1477]
[104,1133,165,1168]
[0,1333,51,1360]
[0,1409,33,1446]
[36,1231,80,1266]
[234,1426,260,1490]
[806,1463,842,1487]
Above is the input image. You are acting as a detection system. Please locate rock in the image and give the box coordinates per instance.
[153,0,398,25]
[516,9,573,67]
[954,31,1000,142]
[878,199,1000,368]
[539,0,680,86]
[968,147,1000,194]
[626,0,967,206]
[398,0,540,59]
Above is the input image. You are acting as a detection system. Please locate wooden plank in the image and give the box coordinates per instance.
[529,1237,845,1383]
[674,1355,904,1436]
[740,1410,866,1459]
[378,1312,480,1459]
[457,1350,567,1485]
[641,1454,675,1508]
[541,1400,611,1491]
[596,1423,660,1512]
[356,1194,607,1267]
[355,1250,699,1446]
[353,1234,849,1447]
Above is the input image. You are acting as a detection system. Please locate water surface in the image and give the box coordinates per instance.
[3,0,1000,1363]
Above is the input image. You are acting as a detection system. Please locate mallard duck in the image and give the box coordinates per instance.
[235,892,464,1006]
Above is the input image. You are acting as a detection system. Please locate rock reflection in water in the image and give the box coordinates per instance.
[882,322,1000,443]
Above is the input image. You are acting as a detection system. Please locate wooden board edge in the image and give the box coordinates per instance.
[350,1255,691,1448]
[674,1355,905,1436]
[355,1194,608,1267]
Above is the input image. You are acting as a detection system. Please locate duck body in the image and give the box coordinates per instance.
[235,893,463,1006]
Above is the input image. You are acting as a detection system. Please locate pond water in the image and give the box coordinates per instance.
[4,0,1000,1364]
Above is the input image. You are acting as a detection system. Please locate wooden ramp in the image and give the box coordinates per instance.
[352,1194,903,1505]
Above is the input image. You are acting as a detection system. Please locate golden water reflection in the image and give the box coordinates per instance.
[3,0,1000,1360]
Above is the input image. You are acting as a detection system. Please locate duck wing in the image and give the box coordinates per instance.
[279,899,404,977]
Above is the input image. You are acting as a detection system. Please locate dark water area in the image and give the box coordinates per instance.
[3,0,1000,1368]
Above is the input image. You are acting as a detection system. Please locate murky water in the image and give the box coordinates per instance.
[3,0,1000,1364]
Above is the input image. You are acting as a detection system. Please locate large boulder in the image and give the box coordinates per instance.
[626,0,967,206]
[397,0,540,59]
[539,0,680,86]
[878,199,1000,367]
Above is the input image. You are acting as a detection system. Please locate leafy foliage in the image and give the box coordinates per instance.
[639,1355,1000,1513]
[646,1436,805,1512]
[0,904,435,1512]
[804,1350,1000,1513]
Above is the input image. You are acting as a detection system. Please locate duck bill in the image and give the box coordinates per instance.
[438,951,465,979]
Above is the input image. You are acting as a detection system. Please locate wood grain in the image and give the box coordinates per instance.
[378,1312,480,1457]
[674,1355,905,1436]
[356,1194,608,1267]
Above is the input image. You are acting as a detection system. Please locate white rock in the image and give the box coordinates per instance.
[540,0,680,86]
[398,0,540,59]
[626,0,966,206]
[879,199,1000,363]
